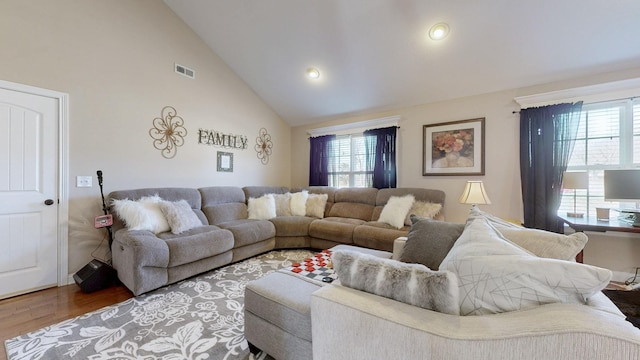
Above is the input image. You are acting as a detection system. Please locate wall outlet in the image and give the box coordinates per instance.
[76,175,92,187]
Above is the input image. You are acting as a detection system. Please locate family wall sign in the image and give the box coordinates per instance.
[197,128,249,150]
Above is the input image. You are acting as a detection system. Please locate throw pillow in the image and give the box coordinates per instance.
[248,194,276,220]
[404,201,442,226]
[159,200,203,234]
[378,194,415,229]
[290,190,309,216]
[439,217,612,316]
[467,206,588,260]
[111,195,171,234]
[400,215,464,270]
[271,193,292,217]
[332,249,460,315]
[306,193,328,218]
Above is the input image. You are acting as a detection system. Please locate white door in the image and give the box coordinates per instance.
[0,86,59,299]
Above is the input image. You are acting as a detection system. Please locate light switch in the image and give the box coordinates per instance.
[77,176,92,188]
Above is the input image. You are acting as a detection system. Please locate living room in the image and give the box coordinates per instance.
[1,1,640,358]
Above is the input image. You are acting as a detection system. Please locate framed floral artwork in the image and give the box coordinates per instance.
[423,118,485,176]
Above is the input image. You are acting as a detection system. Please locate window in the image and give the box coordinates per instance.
[560,98,640,217]
[327,134,371,188]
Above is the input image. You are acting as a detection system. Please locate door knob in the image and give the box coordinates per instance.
[44,199,55,205]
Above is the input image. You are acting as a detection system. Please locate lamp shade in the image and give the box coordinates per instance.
[459,181,492,205]
[563,171,588,190]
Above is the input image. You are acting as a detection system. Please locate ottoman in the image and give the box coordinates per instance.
[244,245,392,360]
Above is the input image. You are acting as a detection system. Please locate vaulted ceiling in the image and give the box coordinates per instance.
[165,0,640,126]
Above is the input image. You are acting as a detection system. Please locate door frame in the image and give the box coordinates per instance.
[0,79,69,287]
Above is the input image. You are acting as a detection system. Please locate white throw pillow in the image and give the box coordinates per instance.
[271,193,292,217]
[439,218,612,316]
[306,193,328,218]
[290,190,309,216]
[112,195,170,234]
[467,206,588,260]
[378,195,415,229]
[159,200,203,234]
[404,201,442,225]
[248,194,277,220]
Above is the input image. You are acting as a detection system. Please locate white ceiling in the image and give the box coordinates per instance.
[164,0,640,127]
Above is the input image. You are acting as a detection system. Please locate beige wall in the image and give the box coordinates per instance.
[291,67,640,280]
[0,1,291,274]
[2,0,638,281]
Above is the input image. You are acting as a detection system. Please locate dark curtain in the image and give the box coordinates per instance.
[309,134,336,186]
[519,102,582,233]
[364,126,398,189]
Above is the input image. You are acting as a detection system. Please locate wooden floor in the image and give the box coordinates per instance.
[0,283,133,360]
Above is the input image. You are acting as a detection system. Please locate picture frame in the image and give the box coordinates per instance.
[217,151,233,172]
[423,118,485,176]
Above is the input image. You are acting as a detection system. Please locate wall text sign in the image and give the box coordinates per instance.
[198,129,248,150]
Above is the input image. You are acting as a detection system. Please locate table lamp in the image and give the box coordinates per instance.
[563,171,588,218]
[459,181,492,208]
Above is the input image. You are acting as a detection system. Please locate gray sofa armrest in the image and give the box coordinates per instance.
[112,229,170,268]
[392,236,407,260]
[311,285,640,360]
[112,229,171,295]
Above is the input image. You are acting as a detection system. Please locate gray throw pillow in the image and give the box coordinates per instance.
[400,215,464,270]
[332,249,459,315]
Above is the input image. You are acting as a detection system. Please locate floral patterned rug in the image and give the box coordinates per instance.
[5,249,314,360]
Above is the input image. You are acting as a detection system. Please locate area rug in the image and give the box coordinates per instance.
[5,249,314,360]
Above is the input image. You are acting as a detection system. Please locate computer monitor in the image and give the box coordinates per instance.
[604,169,640,202]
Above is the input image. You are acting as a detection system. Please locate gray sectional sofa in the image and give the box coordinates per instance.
[108,186,445,295]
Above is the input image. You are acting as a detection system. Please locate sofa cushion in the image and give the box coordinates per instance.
[400,215,464,270]
[467,206,588,260]
[159,199,204,234]
[160,227,234,267]
[329,188,378,221]
[270,216,315,237]
[378,195,415,229]
[200,186,248,225]
[217,219,276,247]
[332,249,459,315]
[202,203,247,225]
[309,217,364,244]
[353,222,409,252]
[439,217,612,316]
[243,186,289,200]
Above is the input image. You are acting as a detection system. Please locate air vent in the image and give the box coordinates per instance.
[175,63,195,79]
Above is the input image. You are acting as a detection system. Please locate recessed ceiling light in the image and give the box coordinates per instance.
[306,67,320,79]
[429,23,450,40]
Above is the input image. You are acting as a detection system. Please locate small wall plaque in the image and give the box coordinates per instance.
[217,151,233,172]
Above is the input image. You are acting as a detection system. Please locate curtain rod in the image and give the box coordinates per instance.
[307,126,400,139]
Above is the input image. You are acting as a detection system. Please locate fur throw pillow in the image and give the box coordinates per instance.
[112,195,170,234]
[159,200,203,234]
[332,249,460,315]
[378,194,415,229]
[306,193,328,218]
[290,190,308,216]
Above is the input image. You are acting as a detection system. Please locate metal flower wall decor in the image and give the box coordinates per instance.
[149,106,187,159]
[255,127,273,165]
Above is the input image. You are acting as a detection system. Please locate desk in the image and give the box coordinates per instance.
[559,215,640,263]
[558,215,640,234]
